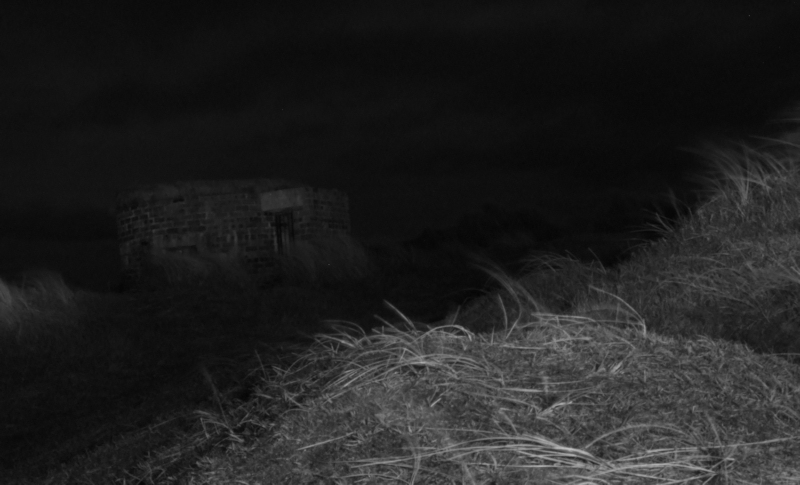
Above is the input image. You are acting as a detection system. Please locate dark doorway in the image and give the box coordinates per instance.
[274,211,294,254]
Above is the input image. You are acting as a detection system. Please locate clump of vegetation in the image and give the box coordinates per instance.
[198,295,799,484]
[0,270,79,345]
[274,233,376,287]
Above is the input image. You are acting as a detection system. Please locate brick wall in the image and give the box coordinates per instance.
[292,187,350,240]
[116,179,349,285]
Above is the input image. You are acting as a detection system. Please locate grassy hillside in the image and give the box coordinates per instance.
[3,133,800,483]
[602,137,800,358]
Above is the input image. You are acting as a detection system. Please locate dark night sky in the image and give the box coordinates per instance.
[4,0,800,243]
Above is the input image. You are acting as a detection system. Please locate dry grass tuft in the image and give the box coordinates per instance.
[184,272,800,484]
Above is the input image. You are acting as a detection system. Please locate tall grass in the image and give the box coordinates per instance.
[186,266,800,484]
[0,270,77,342]
[274,233,376,286]
[136,250,254,291]
[587,132,800,359]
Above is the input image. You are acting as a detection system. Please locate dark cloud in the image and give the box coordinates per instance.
[3,0,800,241]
